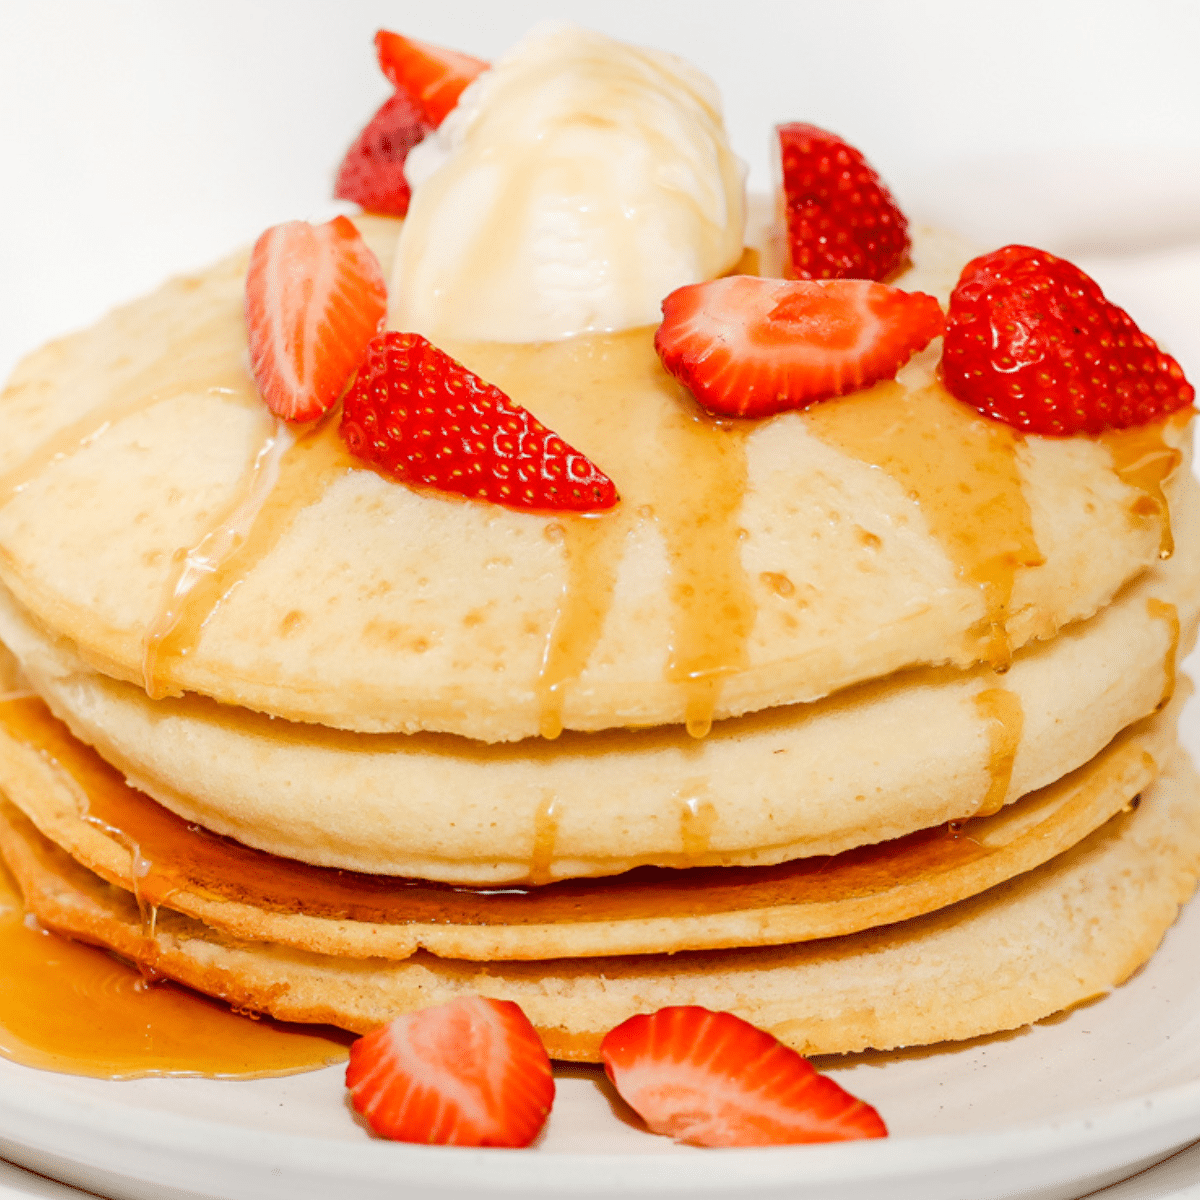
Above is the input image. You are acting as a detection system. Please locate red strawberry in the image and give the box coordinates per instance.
[244,216,387,422]
[655,275,944,418]
[601,1007,887,1147]
[943,244,1194,436]
[346,997,554,1147]
[778,123,910,282]
[334,91,432,217]
[374,30,489,127]
[340,333,619,511]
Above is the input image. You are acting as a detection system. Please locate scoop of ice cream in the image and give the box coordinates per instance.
[388,25,747,342]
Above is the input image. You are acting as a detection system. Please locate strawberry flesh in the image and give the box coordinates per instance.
[778,123,910,282]
[340,332,619,512]
[601,1006,887,1147]
[244,216,387,423]
[374,30,489,127]
[655,275,944,418]
[346,996,555,1147]
[943,244,1194,436]
[334,90,432,217]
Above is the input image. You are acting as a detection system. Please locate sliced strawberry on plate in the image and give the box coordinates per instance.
[334,90,432,217]
[778,123,910,282]
[340,332,619,511]
[601,1006,887,1147]
[244,216,387,422]
[655,275,944,418]
[346,996,555,1147]
[374,30,489,127]
[943,244,1195,436]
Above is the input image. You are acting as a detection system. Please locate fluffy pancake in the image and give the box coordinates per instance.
[3,744,1196,1061]
[0,690,1169,960]
[0,491,1195,882]
[0,220,1186,741]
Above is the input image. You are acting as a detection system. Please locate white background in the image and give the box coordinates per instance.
[2,2,1200,1197]
[3,0,1200,383]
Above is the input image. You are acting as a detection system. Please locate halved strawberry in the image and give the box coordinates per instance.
[778,123,910,282]
[943,244,1195,435]
[244,216,387,422]
[334,90,432,217]
[340,332,619,512]
[601,1007,887,1147]
[374,30,489,127]
[655,275,944,418]
[346,997,555,1147]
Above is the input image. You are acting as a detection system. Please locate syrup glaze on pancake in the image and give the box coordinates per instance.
[0,220,1186,740]
[0,693,1170,960]
[1103,424,1184,559]
[141,419,351,698]
[0,638,25,698]
[802,378,1043,671]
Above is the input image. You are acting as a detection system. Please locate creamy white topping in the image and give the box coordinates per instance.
[388,25,747,343]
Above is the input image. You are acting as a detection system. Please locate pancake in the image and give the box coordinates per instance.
[3,742,1195,1061]
[0,219,1186,742]
[0,493,1194,882]
[0,689,1170,960]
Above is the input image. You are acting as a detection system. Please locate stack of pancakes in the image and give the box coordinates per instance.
[1,216,1198,1061]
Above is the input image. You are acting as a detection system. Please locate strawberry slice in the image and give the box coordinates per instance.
[345,997,555,1147]
[778,123,910,282]
[655,275,944,418]
[334,90,432,217]
[244,216,387,422]
[374,30,489,127]
[601,1007,887,1147]
[340,332,619,512]
[943,244,1195,436]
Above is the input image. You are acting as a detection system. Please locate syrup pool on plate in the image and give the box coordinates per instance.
[0,802,349,1080]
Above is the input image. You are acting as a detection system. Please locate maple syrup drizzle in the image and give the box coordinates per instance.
[803,380,1044,670]
[971,687,1025,817]
[142,416,292,693]
[142,420,359,698]
[726,246,761,277]
[0,639,23,690]
[446,331,755,740]
[659,408,754,738]
[0,844,348,1080]
[529,791,560,885]
[6,699,178,935]
[1146,598,1180,711]
[536,514,624,740]
[678,782,719,859]
[1102,416,1188,559]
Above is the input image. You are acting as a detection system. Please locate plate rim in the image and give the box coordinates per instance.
[3,1055,1200,1196]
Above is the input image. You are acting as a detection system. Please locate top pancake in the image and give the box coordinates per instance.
[0,219,1186,740]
